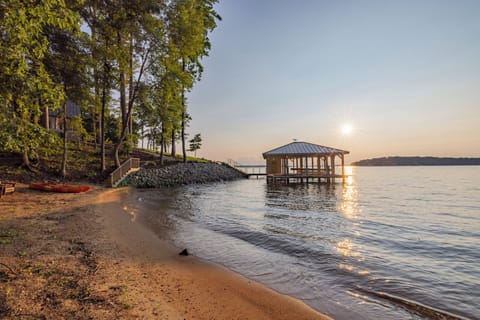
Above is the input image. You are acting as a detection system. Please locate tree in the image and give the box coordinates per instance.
[44,27,90,177]
[0,0,220,178]
[81,0,127,171]
[0,0,80,169]
[188,133,202,158]
[166,0,220,163]
[112,0,167,168]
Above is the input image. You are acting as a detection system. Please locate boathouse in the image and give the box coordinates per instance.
[262,141,349,184]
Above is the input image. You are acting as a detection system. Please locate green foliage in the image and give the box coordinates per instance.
[0,0,220,174]
[0,229,18,245]
[0,112,61,158]
[188,133,202,155]
[105,114,121,143]
[138,0,219,153]
[0,0,80,166]
[69,116,89,142]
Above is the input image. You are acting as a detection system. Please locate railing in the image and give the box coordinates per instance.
[226,159,239,167]
[109,158,140,187]
[290,168,329,176]
[236,165,266,175]
[226,162,267,178]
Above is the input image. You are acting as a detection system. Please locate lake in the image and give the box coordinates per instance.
[130,166,480,320]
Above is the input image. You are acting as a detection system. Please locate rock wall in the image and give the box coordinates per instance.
[118,162,246,188]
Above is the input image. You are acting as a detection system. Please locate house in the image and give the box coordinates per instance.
[41,101,82,141]
[262,141,349,184]
[44,100,81,132]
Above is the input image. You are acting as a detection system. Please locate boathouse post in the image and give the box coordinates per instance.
[317,157,321,181]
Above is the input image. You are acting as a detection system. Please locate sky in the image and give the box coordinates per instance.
[186,0,480,164]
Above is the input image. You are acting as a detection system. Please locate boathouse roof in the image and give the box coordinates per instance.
[262,141,349,158]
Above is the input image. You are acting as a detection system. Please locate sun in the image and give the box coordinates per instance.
[341,123,353,135]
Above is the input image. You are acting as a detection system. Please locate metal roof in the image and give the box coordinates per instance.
[263,142,349,158]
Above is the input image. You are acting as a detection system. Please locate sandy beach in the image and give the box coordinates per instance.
[0,185,331,319]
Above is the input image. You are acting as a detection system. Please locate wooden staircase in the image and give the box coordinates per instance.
[108,158,141,187]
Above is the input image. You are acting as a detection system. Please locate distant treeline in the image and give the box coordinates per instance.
[352,157,480,166]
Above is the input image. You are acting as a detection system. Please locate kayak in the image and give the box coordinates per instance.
[29,183,91,193]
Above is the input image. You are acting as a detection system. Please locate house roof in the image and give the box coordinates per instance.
[49,101,81,118]
[263,141,349,158]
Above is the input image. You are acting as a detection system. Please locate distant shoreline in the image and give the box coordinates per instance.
[351,156,480,166]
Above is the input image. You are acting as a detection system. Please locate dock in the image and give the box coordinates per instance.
[232,164,267,179]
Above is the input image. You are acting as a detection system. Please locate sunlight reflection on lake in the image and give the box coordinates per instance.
[132,166,480,320]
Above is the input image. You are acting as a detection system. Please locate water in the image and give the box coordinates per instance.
[130,166,480,319]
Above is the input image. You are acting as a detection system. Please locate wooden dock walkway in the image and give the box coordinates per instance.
[246,172,267,178]
[228,162,267,179]
[228,159,350,183]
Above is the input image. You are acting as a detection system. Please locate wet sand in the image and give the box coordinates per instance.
[0,185,331,319]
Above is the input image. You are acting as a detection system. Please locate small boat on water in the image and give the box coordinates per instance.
[29,183,91,193]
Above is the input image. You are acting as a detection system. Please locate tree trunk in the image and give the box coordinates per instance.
[129,112,133,147]
[113,45,150,168]
[61,99,67,178]
[100,57,109,173]
[100,94,106,172]
[93,85,99,147]
[181,61,187,163]
[118,32,127,131]
[44,106,49,130]
[21,151,30,169]
[159,127,164,165]
[171,128,176,157]
[128,34,134,150]
[91,4,99,148]
[181,111,186,163]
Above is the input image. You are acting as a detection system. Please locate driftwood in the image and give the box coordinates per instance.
[0,182,15,195]
[0,262,18,276]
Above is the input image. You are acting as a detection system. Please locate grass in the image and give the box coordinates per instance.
[1,143,118,184]
[0,144,213,185]
[173,154,209,163]
[0,229,17,245]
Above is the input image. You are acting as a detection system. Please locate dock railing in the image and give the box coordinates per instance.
[231,163,267,178]
[290,168,328,176]
[109,158,140,187]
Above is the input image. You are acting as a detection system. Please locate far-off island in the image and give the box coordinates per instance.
[352,156,480,166]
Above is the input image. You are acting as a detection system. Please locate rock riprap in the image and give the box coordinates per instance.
[118,162,246,187]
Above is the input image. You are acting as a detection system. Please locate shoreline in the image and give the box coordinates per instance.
[0,184,331,319]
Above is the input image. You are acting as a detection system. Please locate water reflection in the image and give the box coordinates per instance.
[264,181,365,273]
[264,183,338,212]
[339,180,359,220]
[336,239,357,257]
[264,180,361,222]
[128,168,480,320]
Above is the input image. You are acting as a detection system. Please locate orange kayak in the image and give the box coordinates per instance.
[29,183,91,193]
